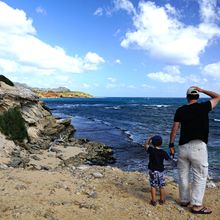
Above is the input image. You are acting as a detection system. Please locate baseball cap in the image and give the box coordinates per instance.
[151,135,162,146]
[186,87,199,96]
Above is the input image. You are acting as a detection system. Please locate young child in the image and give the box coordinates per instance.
[144,135,170,206]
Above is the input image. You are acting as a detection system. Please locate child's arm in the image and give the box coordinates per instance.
[165,150,171,160]
[144,137,152,151]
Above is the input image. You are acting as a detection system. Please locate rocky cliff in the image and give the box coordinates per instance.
[0,77,115,170]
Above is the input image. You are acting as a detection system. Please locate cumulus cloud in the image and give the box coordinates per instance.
[85,52,105,64]
[147,65,206,84]
[119,0,220,65]
[199,0,220,23]
[203,61,220,79]
[147,65,186,83]
[0,1,105,77]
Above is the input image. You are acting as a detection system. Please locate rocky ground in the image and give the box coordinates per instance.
[0,166,219,220]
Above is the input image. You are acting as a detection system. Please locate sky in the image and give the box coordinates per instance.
[0,0,220,97]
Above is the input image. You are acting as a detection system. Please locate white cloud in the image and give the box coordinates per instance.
[107,77,117,82]
[119,0,220,65]
[85,52,105,64]
[203,61,220,79]
[141,84,155,89]
[114,0,136,15]
[0,1,105,77]
[0,1,36,35]
[36,6,47,15]
[0,58,19,73]
[84,52,105,71]
[164,3,177,16]
[199,0,220,23]
[115,59,121,64]
[147,65,206,84]
[94,6,113,17]
[147,65,186,83]
[94,7,103,16]
[147,71,186,83]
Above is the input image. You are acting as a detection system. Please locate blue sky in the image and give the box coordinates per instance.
[0,0,220,97]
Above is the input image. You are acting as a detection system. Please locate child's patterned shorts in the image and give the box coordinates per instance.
[149,170,166,188]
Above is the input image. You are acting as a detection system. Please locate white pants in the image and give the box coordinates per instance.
[177,140,208,206]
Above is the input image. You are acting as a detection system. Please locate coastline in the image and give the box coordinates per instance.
[44,97,220,182]
[1,80,219,219]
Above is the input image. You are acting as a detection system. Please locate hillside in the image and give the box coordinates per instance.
[35,90,93,98]
[14,83,93,98]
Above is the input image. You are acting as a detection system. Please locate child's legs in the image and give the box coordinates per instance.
[149,170,158,201]
[150,187,156,201]
[159,187,165,201]
[158,171,166,201]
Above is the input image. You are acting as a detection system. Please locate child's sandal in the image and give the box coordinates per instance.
[159,199,165,205]
[150,200,157,206]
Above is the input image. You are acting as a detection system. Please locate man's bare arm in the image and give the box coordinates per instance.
[169,122,180,156]
[192,86,220,109]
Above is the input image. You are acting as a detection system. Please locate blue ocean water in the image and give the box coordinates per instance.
[43,97,220,180]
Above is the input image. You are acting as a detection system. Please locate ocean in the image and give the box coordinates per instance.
[43,97,220,180]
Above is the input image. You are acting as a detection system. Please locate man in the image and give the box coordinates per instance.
[169,86,220,214]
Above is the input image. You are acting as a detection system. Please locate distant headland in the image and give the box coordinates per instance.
[15,82,93,98]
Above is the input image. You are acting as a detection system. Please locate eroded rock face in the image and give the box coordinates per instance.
[0,79,115,169]
[0,132,20,164]
[0,81,75,149]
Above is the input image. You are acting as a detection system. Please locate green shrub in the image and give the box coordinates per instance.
[0,107,28,141]
[0,75,14,86]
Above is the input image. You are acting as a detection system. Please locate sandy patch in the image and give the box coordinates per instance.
[0,166,219,220]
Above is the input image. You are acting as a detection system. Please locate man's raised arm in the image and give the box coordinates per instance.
[192,86,220,109]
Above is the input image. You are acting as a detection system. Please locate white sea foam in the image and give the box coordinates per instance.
[105,106,121,110]
[90,117,114,128]
[124,130,134,141]
[63,104,80,108]
[214,119,220,122]
[63,103,107,108]
[143,104,170,108]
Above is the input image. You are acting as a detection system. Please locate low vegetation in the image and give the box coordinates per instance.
[0,107,28,141]
[0,75,14,86]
